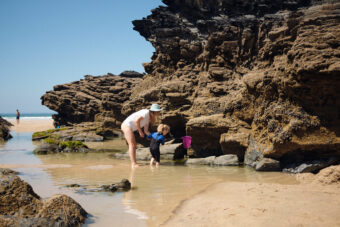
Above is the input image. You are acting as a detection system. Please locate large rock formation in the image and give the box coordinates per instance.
[41,0,340,171]
[41,71,143,126]
[0,168,87,226]
[0,117,12,141]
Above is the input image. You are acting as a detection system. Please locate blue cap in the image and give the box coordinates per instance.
[150,103,162,111]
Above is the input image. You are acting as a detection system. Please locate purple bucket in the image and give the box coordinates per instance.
[182,136,192,149]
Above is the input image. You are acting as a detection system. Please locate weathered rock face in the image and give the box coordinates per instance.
[129,0,340,169]
[42,0,340,171]
[41,71,143,126]
[0,117,12,141]
[0,169,87,226]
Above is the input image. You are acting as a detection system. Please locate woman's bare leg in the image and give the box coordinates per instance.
[122,125,138,168]
[150,158,155,166]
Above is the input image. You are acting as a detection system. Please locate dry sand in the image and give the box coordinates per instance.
[8,118,54,133]
[163,166,340,227]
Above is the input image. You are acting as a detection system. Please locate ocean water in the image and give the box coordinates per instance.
[0,113,53,120]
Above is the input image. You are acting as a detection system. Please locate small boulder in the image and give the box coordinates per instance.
[186,155,239,166]
[101,179,131,192]
[213,154,239,166]
[33,142,59,154]
[314,165,340,185]
[160,143,186,160]
[283,158,338,174]
[38,194,87,226]
[0,168,18,176]
[255,158,280,171]
[186,156,216,165]
[66,184,81,188]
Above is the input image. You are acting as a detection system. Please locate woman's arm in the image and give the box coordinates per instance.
[136,116,145,138]
[143,123,150,136]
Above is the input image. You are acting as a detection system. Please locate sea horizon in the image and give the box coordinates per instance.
[0,112,54,120]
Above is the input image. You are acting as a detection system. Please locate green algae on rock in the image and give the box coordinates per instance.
[59,141,87,149]
[32,127,67,140]
[34,137,88,154]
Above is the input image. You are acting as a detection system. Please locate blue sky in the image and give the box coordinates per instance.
[0,0,164,114]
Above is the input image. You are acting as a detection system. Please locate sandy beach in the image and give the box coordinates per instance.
[8,118,54,133]
[163,168,340,227]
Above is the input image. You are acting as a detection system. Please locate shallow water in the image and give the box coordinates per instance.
[0,132,298,226]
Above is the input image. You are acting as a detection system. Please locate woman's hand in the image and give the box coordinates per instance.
[136,116,144,138]
[144,123,150,136]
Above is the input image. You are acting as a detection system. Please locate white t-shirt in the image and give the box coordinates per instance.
[122,109,150,131]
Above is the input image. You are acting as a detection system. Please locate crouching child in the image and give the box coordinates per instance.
[147,124,170,167]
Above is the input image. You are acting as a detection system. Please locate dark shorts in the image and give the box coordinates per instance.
[150,148,160,163]
[16,116,19,120]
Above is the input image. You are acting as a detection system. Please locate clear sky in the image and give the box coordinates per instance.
[0,0,164,114]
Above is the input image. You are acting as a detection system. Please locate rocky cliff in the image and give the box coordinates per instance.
[42,71,143,126]
[41,0,340,171]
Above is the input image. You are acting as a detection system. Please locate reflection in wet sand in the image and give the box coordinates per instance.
[86,165,114,170]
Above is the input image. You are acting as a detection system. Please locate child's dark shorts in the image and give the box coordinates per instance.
[150,148,160,163]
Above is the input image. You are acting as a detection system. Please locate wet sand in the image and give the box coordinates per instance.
[163,179,340,227]
[8,118,54,132]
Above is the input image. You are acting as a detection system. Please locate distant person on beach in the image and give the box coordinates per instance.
[16,109,20,123]
[121,104,162,168]
[147,124,170,167]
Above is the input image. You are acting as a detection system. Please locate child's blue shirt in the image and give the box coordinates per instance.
[147,132,165,145]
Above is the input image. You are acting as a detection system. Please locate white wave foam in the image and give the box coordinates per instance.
[124,205,149,220]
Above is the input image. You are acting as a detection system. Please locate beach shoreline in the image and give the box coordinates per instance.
[8,118,54,133]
